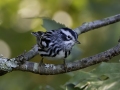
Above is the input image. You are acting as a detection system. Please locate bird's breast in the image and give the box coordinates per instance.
[43,50,65,60]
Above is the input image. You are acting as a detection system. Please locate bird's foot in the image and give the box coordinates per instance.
[63,59,67,72]
[39,58,44,67]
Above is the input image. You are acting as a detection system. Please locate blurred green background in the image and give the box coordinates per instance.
[0,0,120,90]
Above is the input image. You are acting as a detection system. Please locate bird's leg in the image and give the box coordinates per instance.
[39,57,44,66]
[63,59,67,72]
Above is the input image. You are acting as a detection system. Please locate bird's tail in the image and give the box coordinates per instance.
[31,31,43,37]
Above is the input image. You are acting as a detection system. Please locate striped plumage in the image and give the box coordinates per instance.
[32,28,80,67]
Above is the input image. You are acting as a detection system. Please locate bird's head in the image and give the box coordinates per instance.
[60,28,80,50]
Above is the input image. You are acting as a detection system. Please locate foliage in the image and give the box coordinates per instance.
[66,62,120,90]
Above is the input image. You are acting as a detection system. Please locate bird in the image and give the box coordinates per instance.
[31,27,80,71]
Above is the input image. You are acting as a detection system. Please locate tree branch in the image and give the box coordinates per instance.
[0,14,120,75]
[74,14,120,34]
[15,42,120,75]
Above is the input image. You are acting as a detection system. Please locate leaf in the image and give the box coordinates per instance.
[66,84,81,90]
[23,17,66,31]
[66,45,82,62]
[66,62,120,90]
[90,62,120,75]
[42,18,66,31]
[98,75,109,81]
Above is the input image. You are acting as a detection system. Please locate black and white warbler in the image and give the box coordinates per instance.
[32,28,80,70]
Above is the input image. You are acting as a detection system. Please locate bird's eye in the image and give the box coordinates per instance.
[67,35,72,40]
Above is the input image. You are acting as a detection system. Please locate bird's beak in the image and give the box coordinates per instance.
[75,40,80,44]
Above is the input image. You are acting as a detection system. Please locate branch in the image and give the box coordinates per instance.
[74,14,120,34]
[16,44,38,62]
[0,14,120,75]
[15,42,120,75]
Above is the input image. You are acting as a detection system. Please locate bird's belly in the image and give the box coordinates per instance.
[44,50,65,60]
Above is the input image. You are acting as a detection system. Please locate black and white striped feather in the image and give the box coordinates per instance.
[32,28,80,60]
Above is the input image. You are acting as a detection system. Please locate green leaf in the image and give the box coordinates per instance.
[42,18,66,31]
[66,45,81,62]
[90,62,120,75]
[66,62,120,90]
[23,17,66,31]
[66,84,81,90]
[98,74,109,81]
